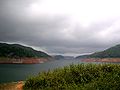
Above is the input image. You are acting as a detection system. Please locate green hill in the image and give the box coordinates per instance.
[0,43,50,58]
[89,44,120,58]
[76,44,120,59]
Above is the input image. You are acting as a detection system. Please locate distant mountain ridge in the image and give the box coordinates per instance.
[89,44,120,58]
[53,55,74,60]
[76,55,89,59]
[0,43,50,58]
[76,44,120,59]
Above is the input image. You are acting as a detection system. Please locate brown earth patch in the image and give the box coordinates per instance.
[0,81,24,90]
[81,58,120,63]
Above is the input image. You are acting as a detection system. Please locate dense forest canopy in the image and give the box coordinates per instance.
[76,44,120,58]
[89,44,120,58]
[0,43,50,58]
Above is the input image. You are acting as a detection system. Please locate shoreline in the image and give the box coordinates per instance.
[0,57,50,64]
[0,81,24,90]
[81,58,120,63]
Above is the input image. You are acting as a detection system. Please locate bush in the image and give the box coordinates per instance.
[23,64,120,90]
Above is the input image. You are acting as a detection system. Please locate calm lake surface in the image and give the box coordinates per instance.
[0,59,87,83]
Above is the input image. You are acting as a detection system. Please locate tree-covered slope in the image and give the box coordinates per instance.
[89,44,120,58]
[0,43,50,58]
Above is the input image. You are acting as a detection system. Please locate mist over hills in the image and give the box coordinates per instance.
[1,43,120,60]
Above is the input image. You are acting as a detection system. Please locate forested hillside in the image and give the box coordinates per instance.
[0,43,50,58]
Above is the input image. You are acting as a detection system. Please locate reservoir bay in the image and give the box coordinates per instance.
[0,59,84,83]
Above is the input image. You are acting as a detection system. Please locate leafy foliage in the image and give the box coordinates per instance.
[0,43,50,58]
[23,64,120,90]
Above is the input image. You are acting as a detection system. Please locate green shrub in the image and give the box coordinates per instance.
[23,64,120,90]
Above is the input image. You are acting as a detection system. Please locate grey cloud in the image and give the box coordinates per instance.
[0,0,120,56]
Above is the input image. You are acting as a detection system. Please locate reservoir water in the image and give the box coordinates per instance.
[0,59,85,83]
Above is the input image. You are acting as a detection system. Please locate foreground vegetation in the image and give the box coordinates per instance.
[23,63,120,90]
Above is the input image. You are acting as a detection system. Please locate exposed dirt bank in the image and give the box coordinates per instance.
[81,58,120,63]
[0,57,50,64]
[0,81,24,90]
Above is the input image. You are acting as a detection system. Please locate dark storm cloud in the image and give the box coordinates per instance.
[0,0,120,56]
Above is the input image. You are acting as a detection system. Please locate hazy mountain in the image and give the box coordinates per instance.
[53,55,65,60]
[76,55,90,59]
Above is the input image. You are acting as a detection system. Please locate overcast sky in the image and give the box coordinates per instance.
[0,0,120,56]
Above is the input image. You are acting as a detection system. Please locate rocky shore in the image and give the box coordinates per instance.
[0,58,50,64]
[81,58,120,63]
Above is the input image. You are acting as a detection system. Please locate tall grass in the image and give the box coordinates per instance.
[23,63,120,90]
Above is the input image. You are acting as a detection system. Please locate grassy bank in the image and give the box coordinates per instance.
[23,63,120,90]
